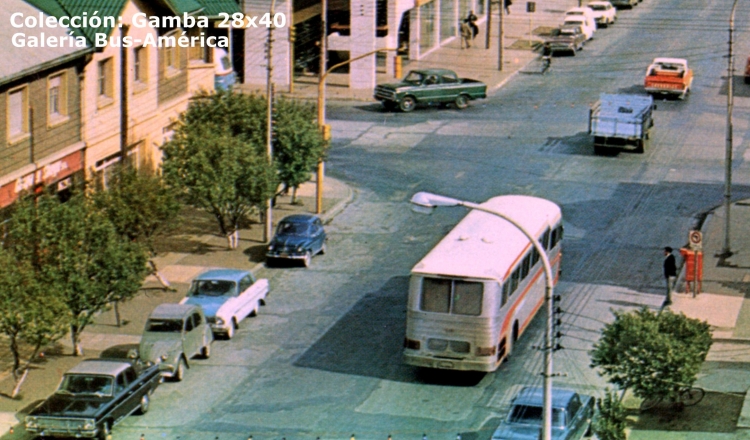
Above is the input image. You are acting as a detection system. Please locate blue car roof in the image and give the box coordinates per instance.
[194,269,250,283]
[279,214,320,224]
[513,387,578,408]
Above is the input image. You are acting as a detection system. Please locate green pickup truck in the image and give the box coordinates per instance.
[374,68,488,112]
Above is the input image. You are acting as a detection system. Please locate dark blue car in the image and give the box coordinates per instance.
[266,214,327,267]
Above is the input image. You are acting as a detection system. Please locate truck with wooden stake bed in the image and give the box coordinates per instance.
[588,93,655,155]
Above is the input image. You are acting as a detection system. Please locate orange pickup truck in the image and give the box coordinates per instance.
[644,57,693,100]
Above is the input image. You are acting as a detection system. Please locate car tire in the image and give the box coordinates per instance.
[173,357,186,381]
[201,342,211,359]
[399,96,416,112]
[137,393,150,415]
[303,251,312,268]
[249,300,260,317]
[98,421,111,440]
[455,94,469,110]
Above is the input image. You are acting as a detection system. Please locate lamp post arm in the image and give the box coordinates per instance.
[459,200,555,440]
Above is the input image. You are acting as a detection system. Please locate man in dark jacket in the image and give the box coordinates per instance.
[663,246,677,306]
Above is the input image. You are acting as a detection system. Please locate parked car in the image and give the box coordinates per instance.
[543,24,586,55]
[267,214,328,267]
[139,303,213,382]
[180,269,269,339]
[563,15,595,41]
[491,386,595,440]
[25,359,161,440]
[644,57,693,100]
[608,0,637,7]
[745,56,750,84]
[587,1,617,27]
[374,68,488,112]
[565,6,597,31]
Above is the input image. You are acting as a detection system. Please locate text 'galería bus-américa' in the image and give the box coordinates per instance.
[404,195,563,372]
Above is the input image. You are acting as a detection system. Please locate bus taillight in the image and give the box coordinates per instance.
[404,338,421,350]
[476,346,497,356]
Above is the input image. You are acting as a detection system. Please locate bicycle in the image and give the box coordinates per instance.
[639,386,705,411]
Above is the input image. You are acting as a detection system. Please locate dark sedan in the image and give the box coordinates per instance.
[266,214,327,267]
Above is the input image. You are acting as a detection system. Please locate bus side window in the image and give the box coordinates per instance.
[509,267,520,295]
[520,252,531,279]
[531,246,540,267]
[542,228,551,250]
[501,282,510,306]
[550,223,563,248]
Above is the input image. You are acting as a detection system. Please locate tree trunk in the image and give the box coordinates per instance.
[9,335,20,381]
[292,187,298,204]
[11,368,29,399]
[71,324,83,356]
[148,260,173,291]
[114,301,121,327]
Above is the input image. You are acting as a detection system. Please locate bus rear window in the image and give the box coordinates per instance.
[420,278,483,315]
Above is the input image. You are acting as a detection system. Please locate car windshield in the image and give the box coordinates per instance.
[403,71,424,85]
[277,221,309,236]
[590,4,607,10]
[188,280,236,297]
[508,405,565,427]
[58,374,113,397]
[145,319,183,332]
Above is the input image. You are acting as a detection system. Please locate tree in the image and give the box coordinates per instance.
[0,249,69,398]
[273,97,327,203]
[92,165,181,297]
[592,389,628,440]
[590,307,712,402]
[161,90,278,249]
[7,193,149,356]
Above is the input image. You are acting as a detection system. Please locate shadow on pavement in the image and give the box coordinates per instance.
[629,391,744,433]
[294,276,484,386]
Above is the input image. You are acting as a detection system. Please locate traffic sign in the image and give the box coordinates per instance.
[688,230,702,250]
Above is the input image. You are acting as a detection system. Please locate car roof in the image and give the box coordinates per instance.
[279,214,321,224]
[566,6,594,12]
[148,303,201,320]
[652,57,687,65]
[195,268,250,283]
[513,387,578,408]
[411,68,457,77]
[587,1,612,5]
[66,359,131,377]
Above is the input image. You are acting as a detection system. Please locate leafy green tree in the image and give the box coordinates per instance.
[590,307,712,402]
[92,165,181,297]
[7,193,149,356]
[161,90,278,248]
[0,249,69,398]
[592,389,628,440]
[273,97,327,203]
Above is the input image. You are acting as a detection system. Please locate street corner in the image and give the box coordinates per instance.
[0,412,17,438]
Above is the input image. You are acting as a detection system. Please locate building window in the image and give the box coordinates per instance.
[134,46,148,84]
[98,57,114,98]
[163,31,181,75]
[48,73,68,123]
[7,86,29,141]
[187,28,209,63]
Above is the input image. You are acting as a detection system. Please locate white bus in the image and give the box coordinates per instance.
[404,195,563,372]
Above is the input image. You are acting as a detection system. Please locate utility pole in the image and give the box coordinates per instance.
[498,0,504,70]
[485,0,492,49]
[264,0,278,243]
[316,0,328,214]
[721,0,739,258]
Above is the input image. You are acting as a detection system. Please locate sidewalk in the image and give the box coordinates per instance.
[240,0,580,101]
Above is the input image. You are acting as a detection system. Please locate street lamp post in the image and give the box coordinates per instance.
[410,191,556,440]
[315,48,397,213]
[264,0,278,243]
[721,0,739,258]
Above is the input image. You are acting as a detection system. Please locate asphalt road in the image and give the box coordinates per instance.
[112,0,750,439]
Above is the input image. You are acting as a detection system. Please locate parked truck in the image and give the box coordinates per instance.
[589,93,655,154]
[644,57,693,100]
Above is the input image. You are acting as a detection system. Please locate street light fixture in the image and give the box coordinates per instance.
[409,191,557,440]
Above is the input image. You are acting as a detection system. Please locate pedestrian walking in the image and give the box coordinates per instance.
[460,21,473,49]
[504,0,513,15]
[663,246,677,305]
[466,11,479,39]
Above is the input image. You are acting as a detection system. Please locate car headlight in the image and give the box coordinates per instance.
[268,244,275,251]
[297,245,304,252]
[215,317,225,326]
[160,354,168,362]
[25,416,38,428]
[82,419,96,430]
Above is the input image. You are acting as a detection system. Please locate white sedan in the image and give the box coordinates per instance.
[587,1,617,27]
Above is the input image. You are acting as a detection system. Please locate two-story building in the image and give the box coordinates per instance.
[0,0,92,211]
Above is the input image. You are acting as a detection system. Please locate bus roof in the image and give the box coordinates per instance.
[411,195,562,281]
